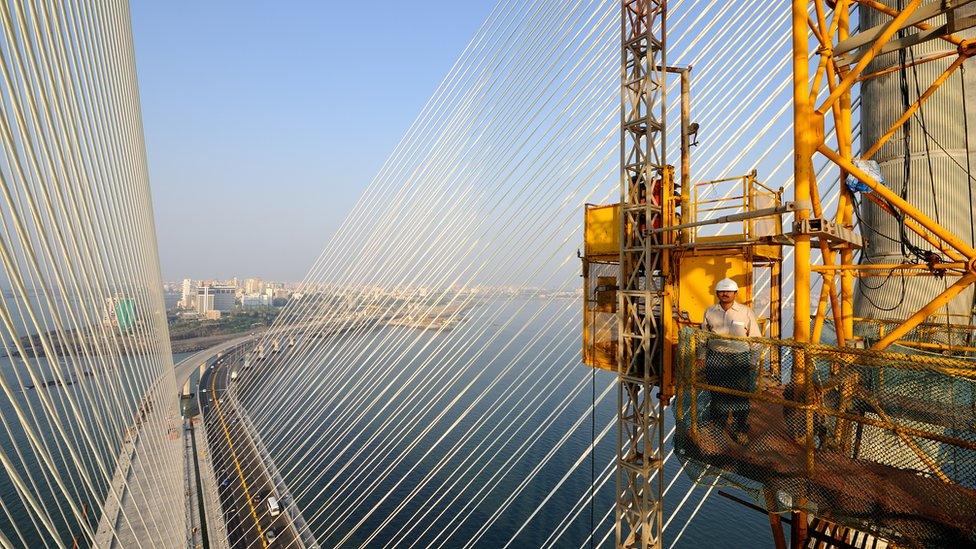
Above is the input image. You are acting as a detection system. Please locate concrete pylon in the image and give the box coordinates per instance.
[855,2,976,329]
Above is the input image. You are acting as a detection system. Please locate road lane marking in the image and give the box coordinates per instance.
[211,369,268,548]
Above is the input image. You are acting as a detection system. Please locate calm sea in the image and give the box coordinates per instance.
[0,292,773,547]
[0,290,186,547]
[240,296,774,548]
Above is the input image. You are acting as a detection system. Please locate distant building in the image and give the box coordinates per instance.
[244,277,264,295]
[241,294,270,308]
[180,278,195,310]
[212,286,236,311]
[197,285,235,314]
[103,296,136,329]
[203,310,222,320]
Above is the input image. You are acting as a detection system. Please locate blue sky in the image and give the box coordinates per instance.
[131,1,494,282]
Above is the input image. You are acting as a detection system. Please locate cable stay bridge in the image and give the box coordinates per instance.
[0,0,972,548]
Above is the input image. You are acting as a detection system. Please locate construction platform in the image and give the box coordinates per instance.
[674,328,976,548]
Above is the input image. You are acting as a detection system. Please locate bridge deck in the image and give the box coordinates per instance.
[193,414,232,548]
[94,336,259,548]
[93,389,185,548]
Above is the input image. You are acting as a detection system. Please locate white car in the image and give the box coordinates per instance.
[267,496,281,517]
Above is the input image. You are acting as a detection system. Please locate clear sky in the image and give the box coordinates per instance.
[131,1,494,283]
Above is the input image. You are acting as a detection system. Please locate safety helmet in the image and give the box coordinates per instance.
[715,278,738,292]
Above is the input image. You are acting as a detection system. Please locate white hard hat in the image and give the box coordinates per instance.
[716,278,738,292]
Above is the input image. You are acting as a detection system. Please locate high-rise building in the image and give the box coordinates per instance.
[244,277,264,295]
[197,285,236,314]
[103,296,136,329]
[180,278,195,310]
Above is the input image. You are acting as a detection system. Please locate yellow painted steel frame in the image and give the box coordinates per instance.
[790,0,976,545]
[796,0,976,357]
[681,330,976,479]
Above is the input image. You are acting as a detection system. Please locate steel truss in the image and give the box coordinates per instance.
[790,0,975,545]
[792,0,976,350]
[617,0,669,547]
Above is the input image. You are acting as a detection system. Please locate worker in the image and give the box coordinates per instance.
[697,277,761,444]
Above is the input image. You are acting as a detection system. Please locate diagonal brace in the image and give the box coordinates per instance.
[818,144,976,260]
[816,0,923,115]
[863,54,967,159]
[872,272,976,350]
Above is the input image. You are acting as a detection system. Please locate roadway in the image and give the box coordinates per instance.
[199,349,300,549]
[93,334,264,548]
[175,331,265,391]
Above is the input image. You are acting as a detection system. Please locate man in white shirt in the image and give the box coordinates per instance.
[698,278,761,444]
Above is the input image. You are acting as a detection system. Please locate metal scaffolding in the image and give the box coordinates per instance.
[617,1,669,547]
[787,1,975,545]
[793,0,976,353]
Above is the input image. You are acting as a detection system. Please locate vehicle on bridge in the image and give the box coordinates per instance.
[267,496,281,517]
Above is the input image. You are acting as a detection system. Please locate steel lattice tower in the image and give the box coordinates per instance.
[616,1,668,547]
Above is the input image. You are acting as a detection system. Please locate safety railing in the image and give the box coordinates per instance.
[850,317,976,357]
[674,327,976,546]
[690,171,784,244]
